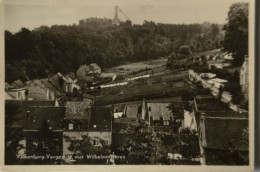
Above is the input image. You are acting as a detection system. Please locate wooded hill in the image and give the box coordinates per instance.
[5,18,223,83]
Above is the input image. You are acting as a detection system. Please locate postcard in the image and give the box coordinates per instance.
[0,0,255,171]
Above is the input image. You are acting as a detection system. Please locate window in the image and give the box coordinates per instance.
[17,92,21,100]
[69,123,73,130]
[32,140,39,148]
[42,140,49,149]
[164,120,169,126]
[93,138,99,146]
[78,123,83,130]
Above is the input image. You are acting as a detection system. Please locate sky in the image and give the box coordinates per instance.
[4,0,248,33]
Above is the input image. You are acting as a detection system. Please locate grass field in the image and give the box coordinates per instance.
[104,58,167,76]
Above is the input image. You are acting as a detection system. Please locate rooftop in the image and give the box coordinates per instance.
[5,100,55,128]
[65,101,92,120]
[10,79,26,89]
[202,116,248,151]
[25,106,65,130]
[90,105,113,131]
[195,96,230,111]
[147,103,173,120]
[125,103,142,118]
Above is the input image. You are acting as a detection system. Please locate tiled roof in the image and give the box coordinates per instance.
[65,101,92,120]
[90,105,113,131]
[196,97,230,111]
[114,118,138,124]
[28,80,48,90]
[10,79,26,89]
[202,116,248,151]
[113,101,142,112]
[5,82,10,89]
[147,103,173,120]
[40,78,63,96]
[25,106,65,130]
[5,91,16,99]
[125,104,142,118]
[48,74,64,93]
[5,100,55,128]
[201,111,248,118]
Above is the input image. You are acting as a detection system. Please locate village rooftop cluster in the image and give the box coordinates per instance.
[5,50,249,165]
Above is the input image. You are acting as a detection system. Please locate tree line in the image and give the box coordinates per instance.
[5,18,222,83]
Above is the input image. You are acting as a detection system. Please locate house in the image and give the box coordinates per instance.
[39,78,63,97]
[23,106,65,157]
[113,102,127,118]
[113,99,146,119]
[57,72,80,93]
[5,82,11,89]
[195,95,230,112]
[26,74,66,101]
[5,100,56,161]
[99,73,117,81]
[183,108,197,131]
[89,63,101,73]
[207,60,231,69]
[47,74,65,94]
[5,100,56,128]
[198,113,248,165]
[240,56,248,100]
[147,103,174,133]
[5,80,27,100]
[76,63,101,81]
[10,79,26,89]
[63,101,92,131]
[147,102,197,133]
[5,87,27,100]
[63,105,112,163]
[27,80,55,100]
[189,70,232,102]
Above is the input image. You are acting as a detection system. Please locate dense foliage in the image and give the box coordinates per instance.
[5,103,24,165]
[223,3,248,66]
[118,120,200,164]
[64,134,111,164]
[6,18,222,83]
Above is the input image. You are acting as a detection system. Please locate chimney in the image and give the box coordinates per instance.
[55,99,59,107]
[141,98,146,120]
[25,110,30,126]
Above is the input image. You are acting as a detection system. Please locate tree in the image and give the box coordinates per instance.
[179,128,200,160]
[223,3,248,66]
[166,52,177,68]
[119,120,168,164]
[5,18,223,83]
[64,134,111,164]
[29,120,63,164]
[220,128,249,165]
[5,103,24,165]
[179,45,192,56]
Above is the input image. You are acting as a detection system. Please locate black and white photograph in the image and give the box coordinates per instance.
[1,0,255,170]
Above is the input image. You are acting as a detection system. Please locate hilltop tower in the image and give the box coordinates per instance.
[112,6,120,25]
